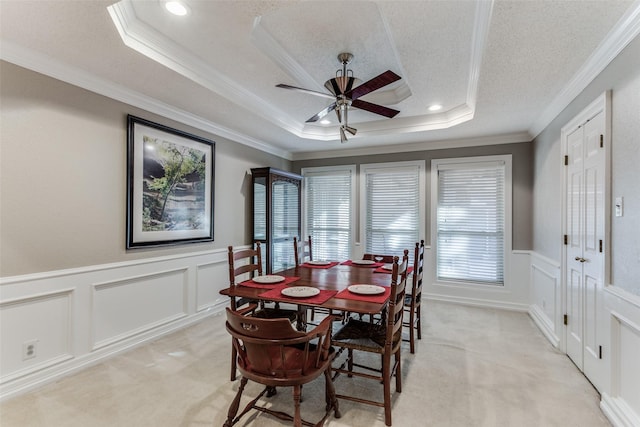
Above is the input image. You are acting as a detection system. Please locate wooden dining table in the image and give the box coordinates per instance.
[219,261,395,317]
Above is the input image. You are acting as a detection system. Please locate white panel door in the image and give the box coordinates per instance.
[566,126,585,368]
[564,110,606,392]
[581,112,606,391]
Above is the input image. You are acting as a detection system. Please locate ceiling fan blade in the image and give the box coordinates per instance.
[345,70,401,101]
[276,84,335,100]
[306,102,337,123]
[351,99,400,118]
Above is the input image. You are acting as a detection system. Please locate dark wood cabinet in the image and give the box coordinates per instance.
[251,167,302,274]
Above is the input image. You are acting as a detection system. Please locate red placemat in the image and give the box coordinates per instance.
[259,285,337,305]
[340,260,384,268]
[374,266,414,274]
[301,261,340,269]
[334,285,391,304]
[239,276,301,289]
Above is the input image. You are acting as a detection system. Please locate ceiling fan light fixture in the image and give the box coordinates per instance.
[344,125,357,136]
[339,127,347,143]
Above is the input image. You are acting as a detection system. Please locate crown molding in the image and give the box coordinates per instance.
[291,131,531,161]
[0,40,292,160]
[529,0,640,138]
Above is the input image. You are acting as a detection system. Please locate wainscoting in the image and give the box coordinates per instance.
[0,247,233,401]
[2,248,639,426]
[528,251,640,427]
[601,286,640,427]
[424,249,531,312]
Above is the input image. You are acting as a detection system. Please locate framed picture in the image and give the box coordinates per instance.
[126,115,215,248]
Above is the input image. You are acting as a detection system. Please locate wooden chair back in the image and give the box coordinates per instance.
[411,240,425,307]
[228,242,262,288]
[403,240,424,353]
[293,235,312,267]
[386,250,409,351]
[362,253,395,263]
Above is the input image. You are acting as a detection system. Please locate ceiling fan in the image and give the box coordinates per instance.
[276,53,401,143]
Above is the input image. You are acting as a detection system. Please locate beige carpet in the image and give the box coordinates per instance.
[0,301,610,426]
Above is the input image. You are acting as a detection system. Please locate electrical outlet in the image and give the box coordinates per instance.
[22,339,38,361]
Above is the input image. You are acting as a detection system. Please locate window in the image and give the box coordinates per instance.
[361,161,425,260]
[301,165,355,261]
[432,156,511,285]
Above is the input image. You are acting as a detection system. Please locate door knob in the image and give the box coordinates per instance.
[574,257,587,262]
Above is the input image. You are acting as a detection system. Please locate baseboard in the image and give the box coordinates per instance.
[528,304,560,347]
[424,293,529,312]
[601,393,640,427]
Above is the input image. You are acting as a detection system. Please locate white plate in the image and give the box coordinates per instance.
[281,286,320,298]
[348,284,386,295]
[252,275,285,284]
[382,263,394,270]
[352,259,376,265]
[307,260,331,266]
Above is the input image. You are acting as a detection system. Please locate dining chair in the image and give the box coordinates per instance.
[293,235,329,323]
[227,243,298,380]
[362,253,395,263]
[293,235,312,267]
[331,250,409,426]
[403,240,424,354]
[224,308,341,427]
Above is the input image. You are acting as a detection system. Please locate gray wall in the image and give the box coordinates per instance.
[0,61,290,277]
[532,36,640,296]
[293,142,533,250]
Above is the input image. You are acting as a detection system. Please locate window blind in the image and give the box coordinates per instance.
[303,169,352,261]
[436,164,505,284]
[364,165,420,261]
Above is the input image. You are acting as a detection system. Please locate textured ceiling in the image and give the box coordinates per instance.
[1,0,638,160]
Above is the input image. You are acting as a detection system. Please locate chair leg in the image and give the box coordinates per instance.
[409,307,416,354]
[417,305,422,340]
[382,354,392,426]
[230,342,237,381]
[293,384,302,427]
[395,349,402,393]
[347,349,354,377]
[324,367,341,417]
[224,377,247,427]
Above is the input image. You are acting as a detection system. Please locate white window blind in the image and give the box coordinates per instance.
[303,168,353,261]
[363,164,421,260]
[436,162,505,285]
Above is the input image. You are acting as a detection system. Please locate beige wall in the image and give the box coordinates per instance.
[0,61,289,277]
[532,35,640,296]
[293,142,533,250]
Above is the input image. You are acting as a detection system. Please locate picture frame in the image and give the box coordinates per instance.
[126,115,215,248]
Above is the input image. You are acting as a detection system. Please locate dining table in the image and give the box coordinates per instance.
[219,260,398,319]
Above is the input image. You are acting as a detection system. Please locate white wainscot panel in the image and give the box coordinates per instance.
[0,290,73,384]
[529,257,561,347]
[618,321,640,416]
[601,287,640,427]
[196,260,229,311]
[92,268,188,350]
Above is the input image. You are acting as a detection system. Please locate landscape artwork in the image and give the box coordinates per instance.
[127,116,215,248]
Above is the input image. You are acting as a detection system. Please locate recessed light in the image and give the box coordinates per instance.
[164,1,189,16]
[428,104,443,112]
[320,119,331,125]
